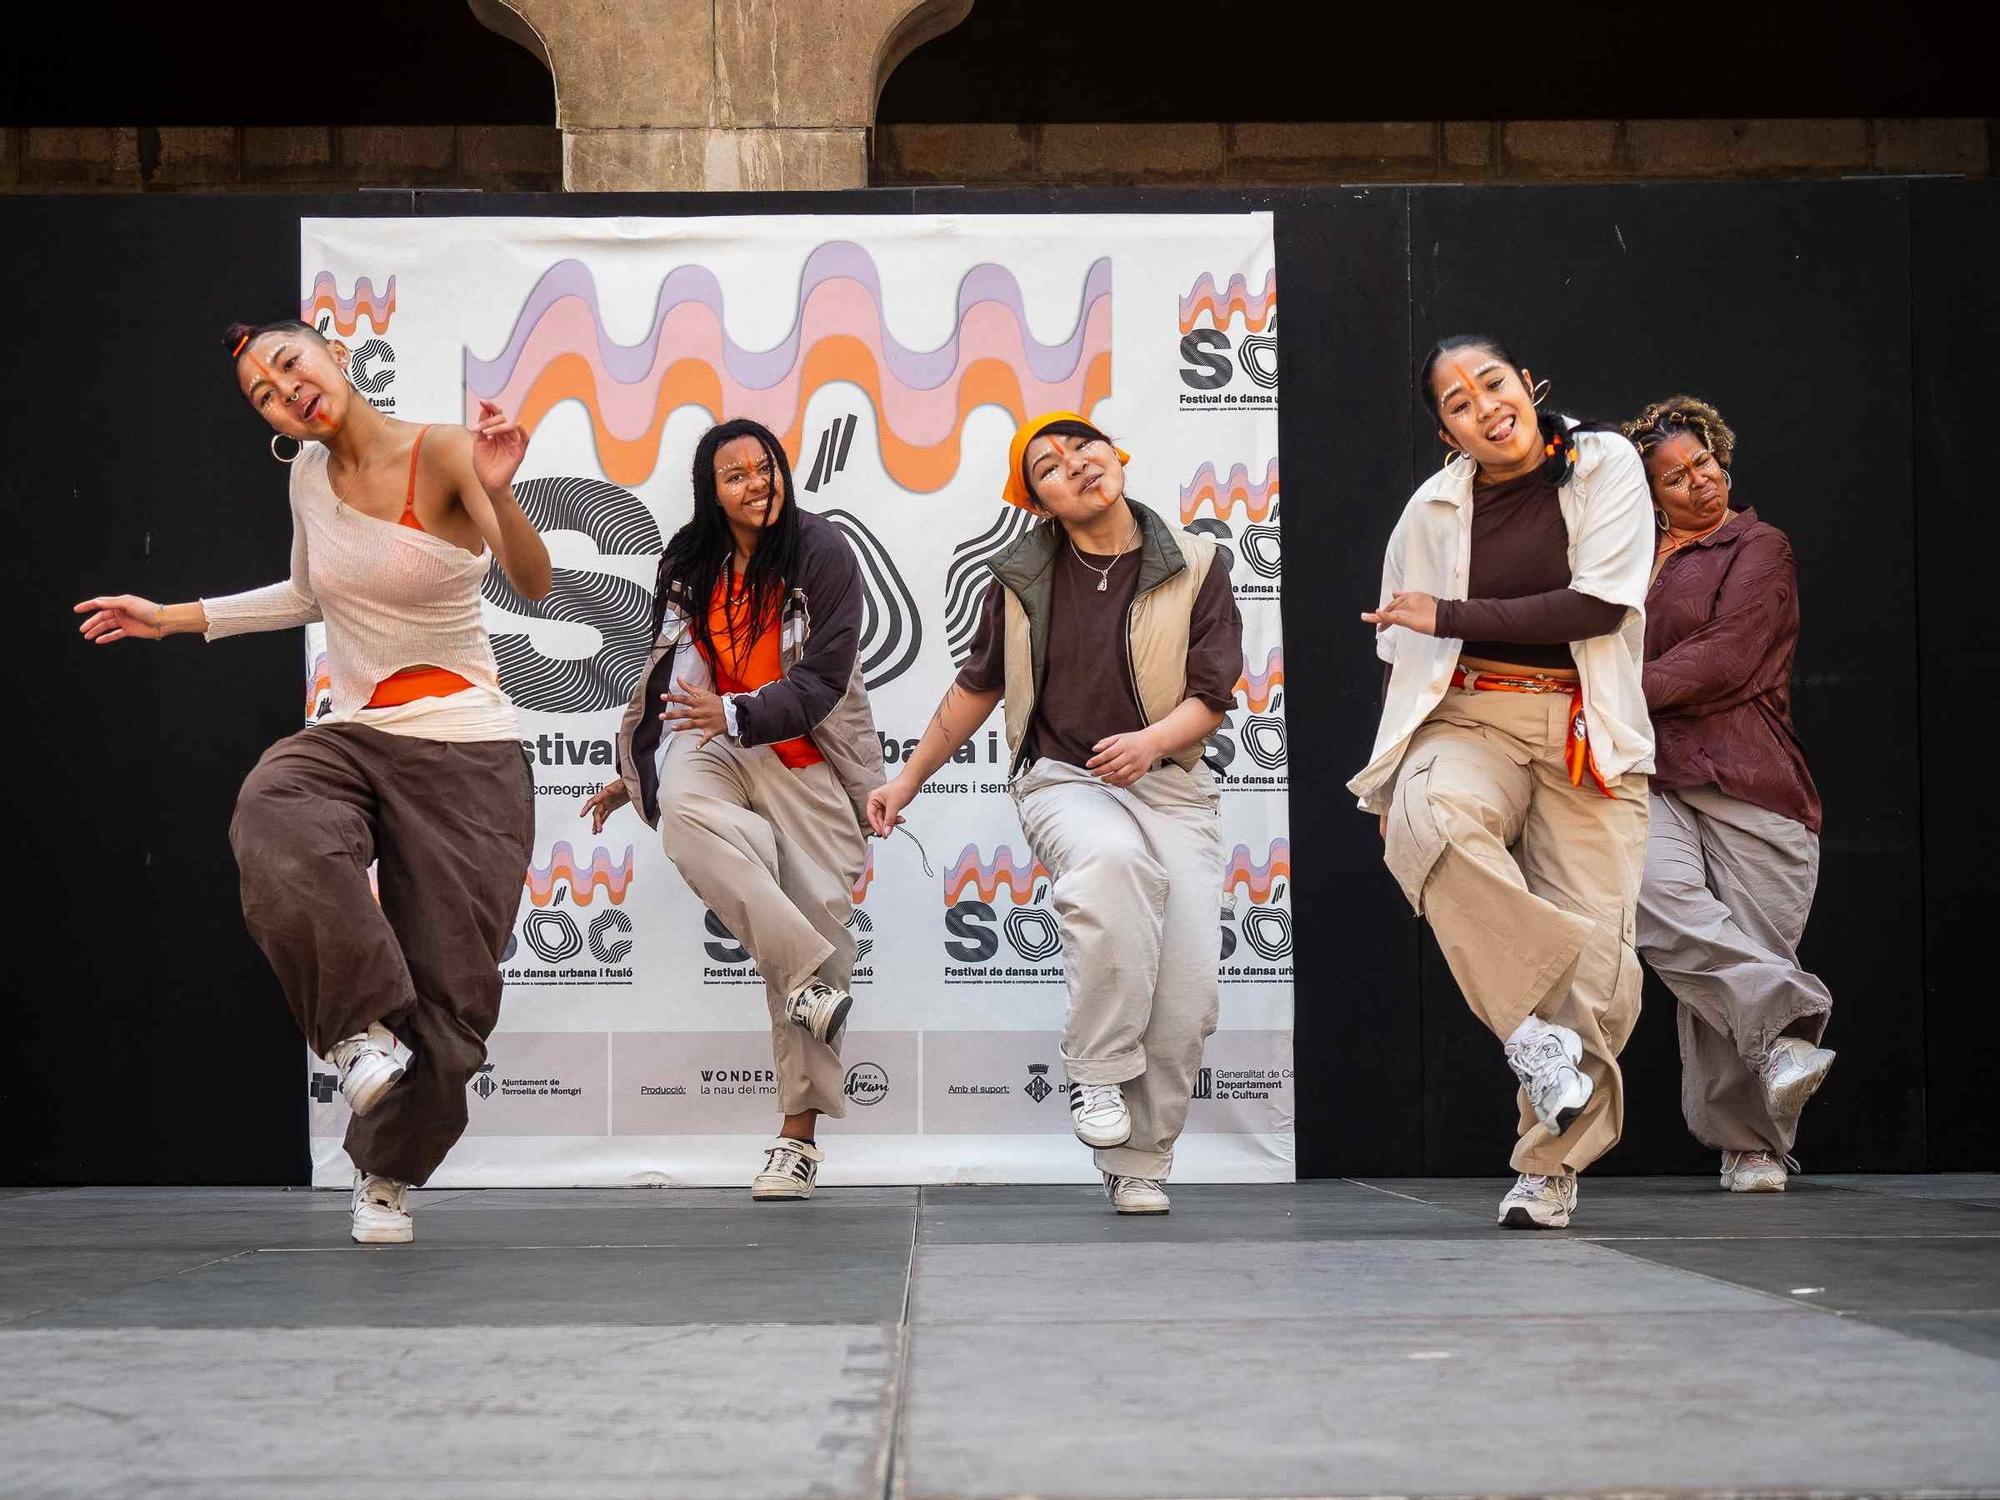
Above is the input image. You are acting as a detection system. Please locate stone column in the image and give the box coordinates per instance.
[468,0,973,191]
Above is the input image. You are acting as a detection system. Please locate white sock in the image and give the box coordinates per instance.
[1505,1015,1543,1047]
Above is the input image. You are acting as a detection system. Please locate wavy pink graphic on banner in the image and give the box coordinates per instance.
[944,844,1051,906]
[1180,457,1280,523]
[851,844,876,905]
[303,272,396,336]
[1224,839,1291,903]
[1234,646,1284,712]
[464,245,1112,491]
[1178,268,1276,333]
[525,842,636,907]
[303,651,330,721]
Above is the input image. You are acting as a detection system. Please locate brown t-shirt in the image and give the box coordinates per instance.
[956,539,1243,768]
[1432,470,1626,669]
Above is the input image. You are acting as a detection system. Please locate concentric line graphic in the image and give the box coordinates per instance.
[946,506,1036,665]
[464,245,1112,492]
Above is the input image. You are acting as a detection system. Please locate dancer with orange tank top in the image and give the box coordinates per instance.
[75,317,551,1245]
[584,418,885,1201]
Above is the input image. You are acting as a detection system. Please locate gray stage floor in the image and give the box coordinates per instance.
[3,1176,1997,1499]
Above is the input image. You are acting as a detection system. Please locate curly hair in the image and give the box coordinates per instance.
[1622,394,1737,470]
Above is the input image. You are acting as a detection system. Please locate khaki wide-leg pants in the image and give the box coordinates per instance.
[1635,785,1831,1155]
[230,723,535,1186]
[658,734,868,1119]
[1013,757,1227,1180]
[1384,687,1649,1174]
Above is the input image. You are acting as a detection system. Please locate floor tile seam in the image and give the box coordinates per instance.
[0,1317,901,1338]
[1582,1234,1939,1330]
[246,1239,918,1253]
[0,1248,258,1328]
[888,1489,2000,1500]
[1342,1178,1501,1220]
[904,1306,1831,1331]
[878,1186,922,1500]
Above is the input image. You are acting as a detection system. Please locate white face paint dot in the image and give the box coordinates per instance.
[1790,1287,1826,1296]
[1406,1350,1455,1360]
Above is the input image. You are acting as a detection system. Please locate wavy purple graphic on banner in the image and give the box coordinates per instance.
[1180,457,1280,523]
[463,245,1112,491]
[1178,268,1275,332]
[1234,646,1284,713]
[1224,839,1291,903]
[525,842,636,907]
[303,272,396,336]
[944,844,1051,907]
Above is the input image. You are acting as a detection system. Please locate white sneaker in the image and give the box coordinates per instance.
[1103,1173,1171,1214]
[1504,1018,1593,1136]
[1721,1150,1793,1192]
[325,1023,405,1118]
[350,1173,412,1244]
[1498,1170,1578,1229]
[785,980,853,1045]
[1067,1081,1132,1148]
[751,1136,823,1200]
[1760,1038,1835,1120]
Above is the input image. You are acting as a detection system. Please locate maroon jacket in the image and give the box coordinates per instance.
[1645,508,1821,833]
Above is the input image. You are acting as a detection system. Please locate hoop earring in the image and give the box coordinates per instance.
[271,434,301,464]
[1720,469,1732,490]
[1655,506,1670,533]
[1529,377,1552,407]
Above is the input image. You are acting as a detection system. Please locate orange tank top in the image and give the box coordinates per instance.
[365,425,476,709]
[705,574,822,770]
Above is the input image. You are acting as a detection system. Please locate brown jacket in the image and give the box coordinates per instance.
[1645,507,1821,832]
[616,510,885,830]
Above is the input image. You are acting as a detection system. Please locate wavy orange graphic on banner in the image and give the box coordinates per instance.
[944,845,1051,906]
[1224,839,1291,903]
[1234,646,1285,712]
[851,844,876,905]
[303,651,331,721]
[1178,269,1276,332]
[525,842,635,907]
[466,248,1111,492]
[302,272,395,336]
[1180,457,1280,523]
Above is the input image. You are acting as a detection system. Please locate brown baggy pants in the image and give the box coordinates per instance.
[1384,687,1650,1175]
[657,734,869,1119]
[229,723,534,1185]
[1635,785,1832,1155]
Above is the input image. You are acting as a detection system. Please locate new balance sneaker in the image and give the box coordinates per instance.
[1498,1170,1578,1229]
[1067,1081,1132,1149]
[1103,1173,1171,1214]
[751,1136,823,1200]
[785,980,853,1046]
[325,1023,405,1118]
[350,1172,412,1244]
[1721,1150,1791,1193]
[1760,1038,1835,1120]
[1504,1018,1593,1135]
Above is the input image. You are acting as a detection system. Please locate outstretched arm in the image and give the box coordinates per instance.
[454,401,552,602]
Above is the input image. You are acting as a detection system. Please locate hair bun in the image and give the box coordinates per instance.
[223,321,258,358]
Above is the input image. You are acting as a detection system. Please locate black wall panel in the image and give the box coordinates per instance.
[3,181,1984,1183]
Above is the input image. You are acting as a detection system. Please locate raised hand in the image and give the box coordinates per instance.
[471,399,530,496]
[580,780,631,835]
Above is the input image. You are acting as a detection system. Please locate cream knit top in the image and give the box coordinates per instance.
[202,441,519,742]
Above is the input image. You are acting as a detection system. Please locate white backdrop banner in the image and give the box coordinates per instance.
[299,213,1290,1186]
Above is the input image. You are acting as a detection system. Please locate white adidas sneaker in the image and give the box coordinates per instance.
[1721,1150,1791,1193]
[785,980,853,1045]
[751,1136,824,1200]
[350,1173,412,1244]
[1505,1018,1593,1135]
[325,1023,405,1118]
[1760,1038,1835,1120]
[1497,1170,1578,1229]
[1103,1173,1171,1214]
[1067,1081,1132,1149]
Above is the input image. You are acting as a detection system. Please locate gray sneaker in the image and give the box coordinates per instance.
[1760,1038,1835,1120]
[1497,1170,1577,1229]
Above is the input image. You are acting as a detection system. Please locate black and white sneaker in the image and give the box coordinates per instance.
[1504,1018,1593,1135]
[1498,1170,1577,1229]
[751,1136,823,1200]
[1067,1081,1132,1148]
[350,1172,413,1244]
[325,1023,405,1118]
[785,980,853,1045]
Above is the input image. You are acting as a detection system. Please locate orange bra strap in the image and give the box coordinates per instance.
[401,425,433,527]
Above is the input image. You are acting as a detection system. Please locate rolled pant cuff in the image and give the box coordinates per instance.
[776,938,839,1001]
[1094,1145,1173,1179]
[1062,1047,1146,1085]
[779,1086,846,1120]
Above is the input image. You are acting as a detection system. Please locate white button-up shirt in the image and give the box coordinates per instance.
[1348,429,1657,813]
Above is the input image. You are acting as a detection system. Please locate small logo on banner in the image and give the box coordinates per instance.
[1177,270,1277,411]
[1192,1067,1214,1101]
[844,1063,889,1107]
[1024,1063,1054,1104]
[472,1065,498,1101]
[1221,839,1294,983]
[309,1072,338,1105]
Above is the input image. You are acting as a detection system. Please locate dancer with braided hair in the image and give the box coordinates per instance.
[1624,395,1835,1193]
[75,318,550,1244]
[1352,336,1654,1230]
